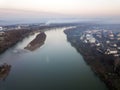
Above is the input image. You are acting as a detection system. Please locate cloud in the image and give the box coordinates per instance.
[0,0,120,17]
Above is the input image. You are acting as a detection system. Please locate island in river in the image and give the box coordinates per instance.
[0,63,11,81]
[24,32,46,51]
[64,24,120,90]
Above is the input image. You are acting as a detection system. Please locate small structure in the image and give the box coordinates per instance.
[95,42,101,46]
[117,33,120,37]
[109,43,117,48]
[0,31,5,41]
[116,33,120,40]
[86,34,96,43]
[0,26,3,31]
[80,32,96,44]
[114,54,119,57]
[106,41,110,44]
[0,31,5,36]
[105,48,118,55]
[17,25,21,29]
[108,31,114,40]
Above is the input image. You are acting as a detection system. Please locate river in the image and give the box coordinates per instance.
[0,28,108,90]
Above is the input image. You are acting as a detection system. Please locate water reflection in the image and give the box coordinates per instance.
[0,63,11,81]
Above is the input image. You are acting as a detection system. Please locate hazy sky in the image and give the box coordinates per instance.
[0,0,120,18]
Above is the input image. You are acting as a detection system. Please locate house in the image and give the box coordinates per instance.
[109,43,117,48]
[114,54,119,57]
[0,31,5,36]
[89,38,96,43]
[105,48,118,55]
[96,42,101,46]
[108,31,114,40]
[86,34,96,43]
[0,26,3,31]
[117,33,120,37]
[106,41,110,44]
[17,25,21,29]
[116,33,120,40]
[81,33,96,44]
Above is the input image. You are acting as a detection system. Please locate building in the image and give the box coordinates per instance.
[105,48,118,55]
[0,26,3,31]
[107,31,114,40]
[116,33,120,40]
[0,31,5,41]
[95,42,101,46]
[17,25,21,29]
[0,31,5,36]
[117,33,120,37]
[86,34,96,43]
[80,32,96,44]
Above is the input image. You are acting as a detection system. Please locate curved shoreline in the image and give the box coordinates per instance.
[0,29,34,54]
[64,28,120,90]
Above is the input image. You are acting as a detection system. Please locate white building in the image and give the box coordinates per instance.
[106,41,110,44]
[17,26,21,29]
[81,33,96,44]
[0,26,3,31]
[86,34,96,43]
[108,32,114,40]
[105,48,118,55]
[117,33,120,40]
[96,43,101,46]
[89,38,96,43]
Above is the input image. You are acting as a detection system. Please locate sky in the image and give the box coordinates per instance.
[0,0,120,21]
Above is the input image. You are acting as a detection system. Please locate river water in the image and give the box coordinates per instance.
[0,28,107,90]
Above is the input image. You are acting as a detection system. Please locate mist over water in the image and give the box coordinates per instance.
[0,17,120,25]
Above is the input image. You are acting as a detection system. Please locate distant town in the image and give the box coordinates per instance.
[80,30,120,56]
[64,24,120,90]
[0,23,45,43]
[0,23,48,31]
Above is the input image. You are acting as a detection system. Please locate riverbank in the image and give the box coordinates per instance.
[0,23,77,54]
[0,29,34,54]
[64,27,120,90]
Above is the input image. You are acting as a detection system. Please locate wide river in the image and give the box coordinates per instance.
[0,28,108,90]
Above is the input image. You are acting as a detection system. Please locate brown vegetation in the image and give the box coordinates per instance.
[25,32,46,51]
[0,29,32,53]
